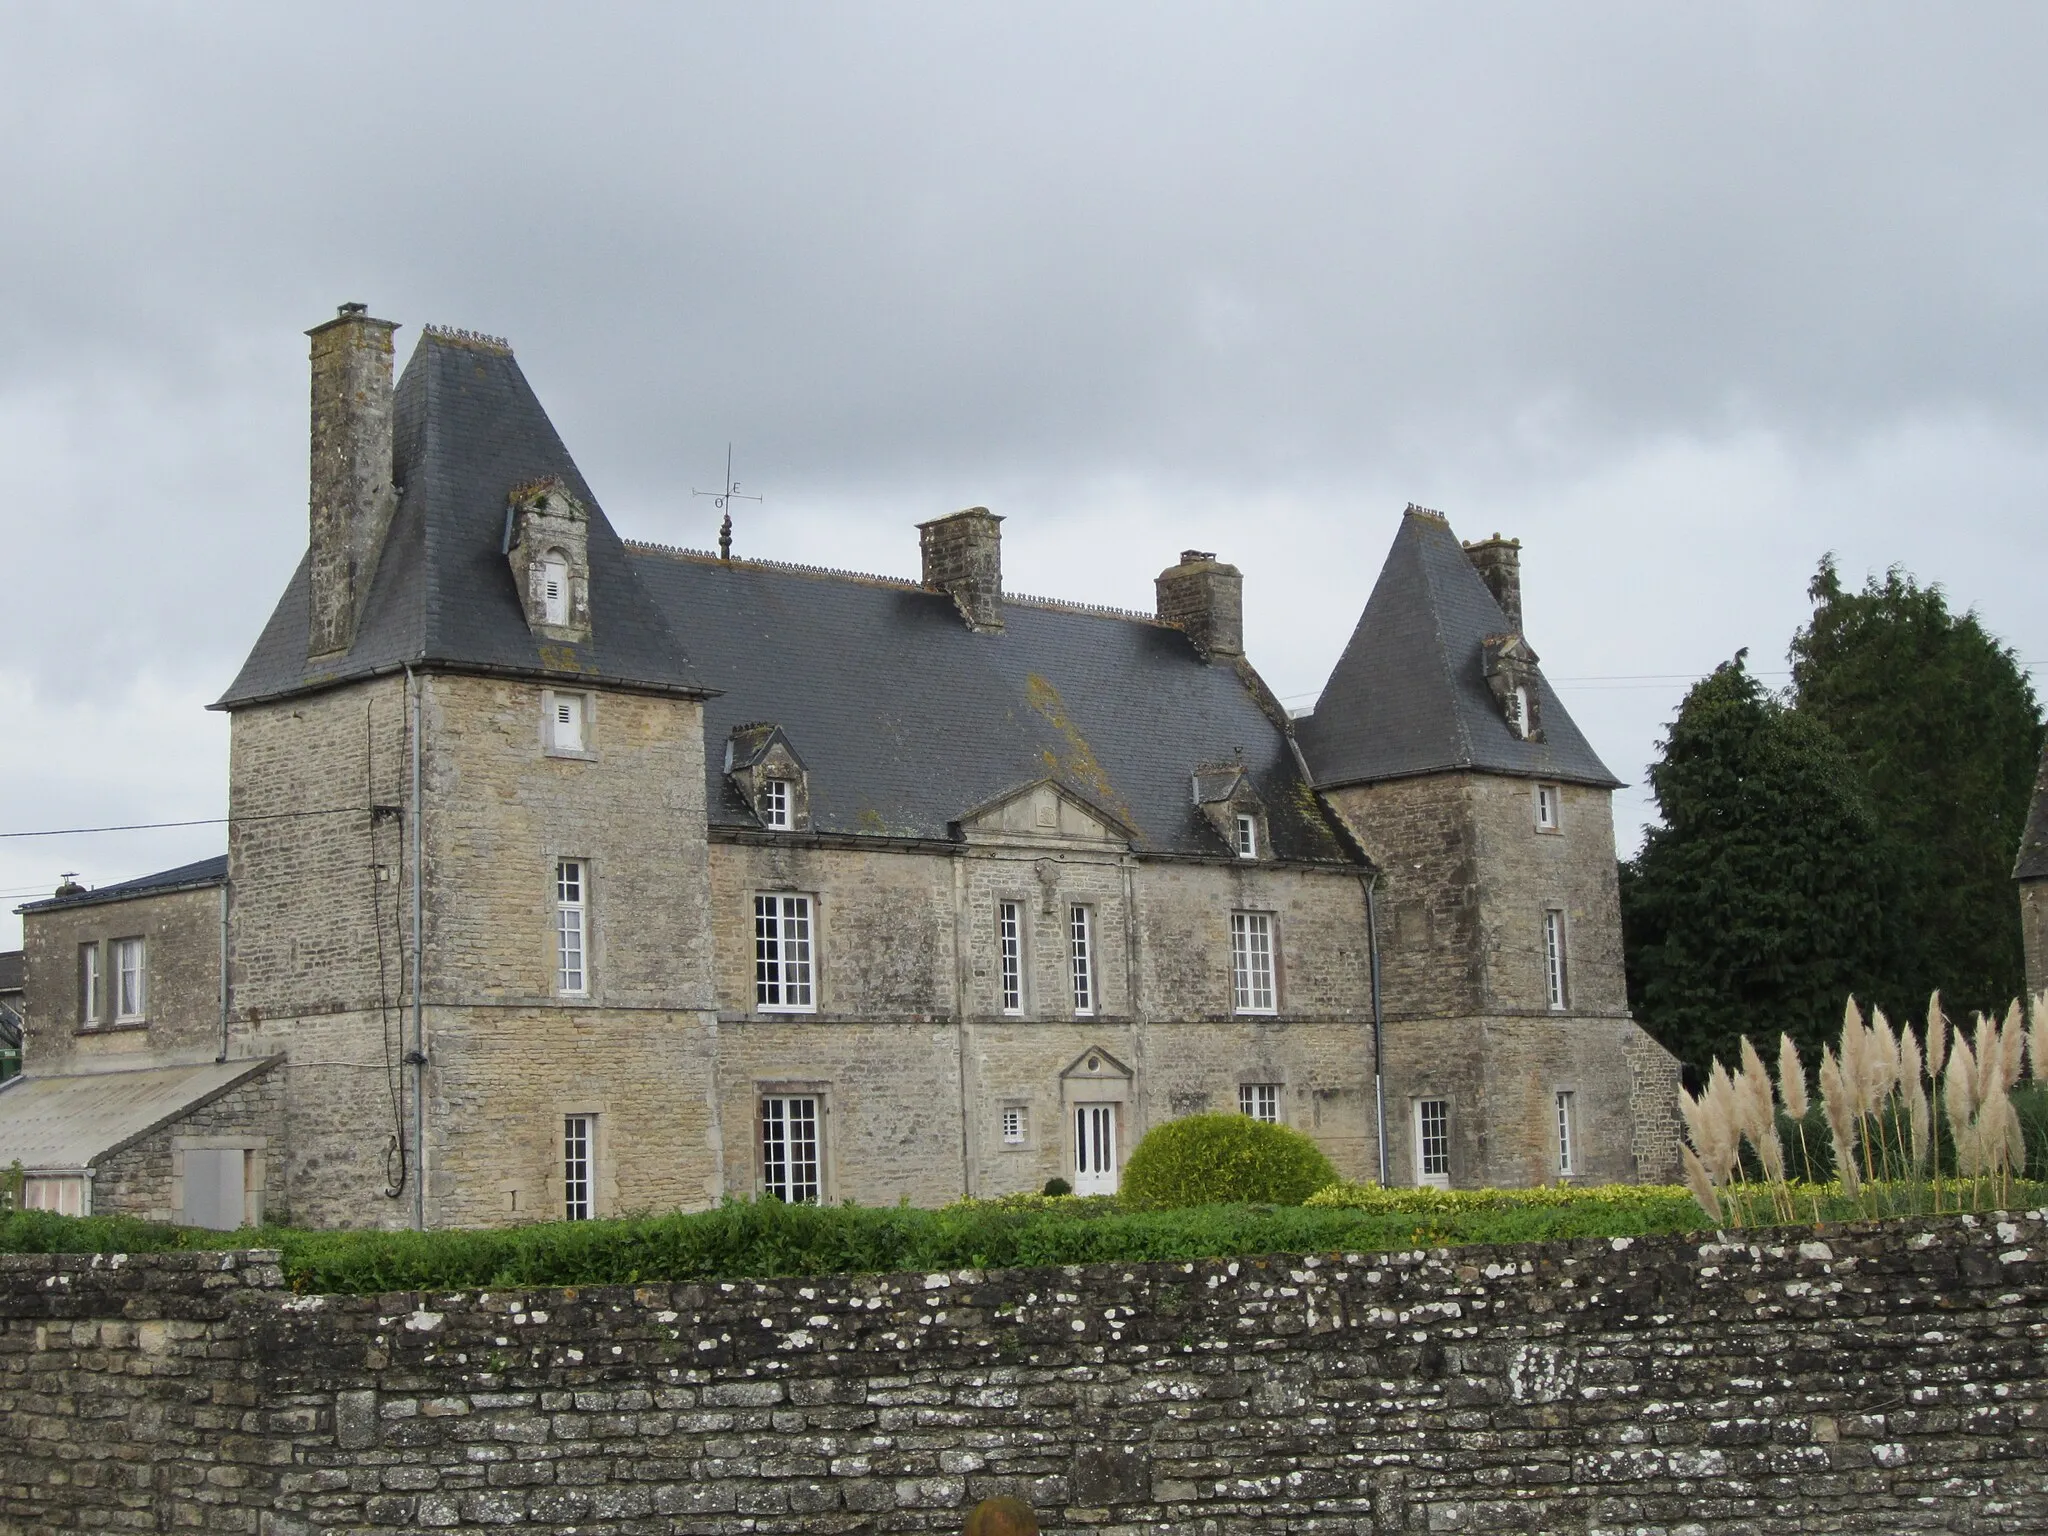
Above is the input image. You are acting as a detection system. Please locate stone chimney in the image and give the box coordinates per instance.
[307,303,400,657]
[918,507,1004,633]
[1462,533,1522,632]
[1155,550,1243,659]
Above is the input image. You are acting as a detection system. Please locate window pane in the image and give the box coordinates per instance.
[1544,911,1568,1010]
[761,1096,821,1203]
[115,940,145,1020]
[557,861,586,994]
[755,896,815,1010]
[1069,906,1092,1015]
[998,902,1022,1013]
[563,1115,592,1220]
[1231,913,1275,1013]
[1417,1099,1450,1181]
[1556,1091,1575,1175]
[1239,1083,1280,1123]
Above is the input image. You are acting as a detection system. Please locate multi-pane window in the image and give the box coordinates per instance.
[1239,1083,1281,1123]
[1415,1098,1450,1188]
[79,943,101,1028]
[1231,912,1277,1014]
[754,895,816,1011]
[1555,1090,1576,1177]
[542,556,570,626]
[562,1114,594,1220]
[998,901,1023,1014]
[114,938,146,1022]
[549,693,585,753]
[761,1095,822,1202]
[1535,782,1560,831]
[556,861,588,995]
[1235,813,1258,859]
[761,778,791,830]
[1001,1105,1027,1145]
[1543,910,1569,1011]
[1068,905,1094,1016]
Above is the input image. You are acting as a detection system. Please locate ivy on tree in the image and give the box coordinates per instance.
[1789,557,2043,1019]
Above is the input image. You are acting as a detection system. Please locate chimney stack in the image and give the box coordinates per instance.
[1155,550,1243,659]
[307,303,399,657]
[918,507,1005,632]
[1462,533,1522,632]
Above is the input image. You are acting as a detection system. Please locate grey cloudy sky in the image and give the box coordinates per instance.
[3,3,2044,944]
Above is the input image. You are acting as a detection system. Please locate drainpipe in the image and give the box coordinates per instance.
[1363,870,1388,1186]
[407,664,426,1231]
[216,880,231,1063]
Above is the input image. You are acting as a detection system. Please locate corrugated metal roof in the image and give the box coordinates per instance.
[0,1057,276,1171]
[1296,507,1623,790]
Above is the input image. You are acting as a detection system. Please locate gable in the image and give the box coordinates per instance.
[956,780,1132,846]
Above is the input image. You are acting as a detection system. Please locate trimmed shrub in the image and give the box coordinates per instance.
[1120,1113,1337,1209]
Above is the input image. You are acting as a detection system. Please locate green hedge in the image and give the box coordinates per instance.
[9,1181,2037,1295]
[1120,1113,1338,1208]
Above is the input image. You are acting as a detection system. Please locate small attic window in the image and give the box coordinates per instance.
[547,692,587,754]
[762,778,792,830]
[542,555,570,627]
[1235,813,1259,859]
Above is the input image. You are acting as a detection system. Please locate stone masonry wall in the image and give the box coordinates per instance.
[22,883,225,1074]
[6,1213,2048,1535]
[2023,879,2045,1010]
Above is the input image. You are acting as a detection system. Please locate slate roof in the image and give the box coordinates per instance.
[217,329,703,709]
[630,549,1353,862]
[1296,507,1622,790]
[2015,741,2048,881]
[17,855,228,916]
[0,950,20,995]
[0,1057,275,1171]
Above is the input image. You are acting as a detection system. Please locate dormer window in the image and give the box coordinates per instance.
[542,555,570,627]
[762,778,792,830]
[726,724,810,833]
[1235,813,1259,859]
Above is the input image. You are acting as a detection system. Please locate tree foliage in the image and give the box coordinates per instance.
[1789,558,2043,1017]
[1621,655,1897,1070]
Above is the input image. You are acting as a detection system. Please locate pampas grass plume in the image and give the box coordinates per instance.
[1682,1145,1722,1225]
[1997,1001,2025,1090]
[1819,1045,1860,1196]
[1778,1034,1809,1120]
[1927,991,1948,1081]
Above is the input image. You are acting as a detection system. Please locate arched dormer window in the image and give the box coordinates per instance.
[542,554,570,627]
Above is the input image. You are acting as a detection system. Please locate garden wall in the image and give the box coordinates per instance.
[4,1212,2046,1535]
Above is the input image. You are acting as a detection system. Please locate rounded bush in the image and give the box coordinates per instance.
[1041,1177,1073,1197]
[1120,1113,1338,1209]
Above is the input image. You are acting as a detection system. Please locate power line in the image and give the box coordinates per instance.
[0,806,366,841]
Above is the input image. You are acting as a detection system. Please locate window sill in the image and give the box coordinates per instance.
[756,1006,819,1016]
[77,1021,150,1036]
[1233,1009,1280,1018]
[544,747,598,762]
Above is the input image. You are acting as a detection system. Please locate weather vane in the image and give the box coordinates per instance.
[692,444,762,560]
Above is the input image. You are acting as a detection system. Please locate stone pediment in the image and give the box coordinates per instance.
[953,779,1135,847]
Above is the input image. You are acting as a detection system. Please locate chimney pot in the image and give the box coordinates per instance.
[917,507,1004,632]
[306,304,400,657]
[1155,550,1243,660]
[1462,533,1523,632]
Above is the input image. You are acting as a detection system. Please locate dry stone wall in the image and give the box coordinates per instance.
[6,1212,2047,1535]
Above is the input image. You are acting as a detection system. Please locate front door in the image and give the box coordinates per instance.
[1074,1103,1118,1195]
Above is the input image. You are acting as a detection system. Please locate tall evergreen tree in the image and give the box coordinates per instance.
[1790,558,2043,1018]
[1621,655,1896,1072]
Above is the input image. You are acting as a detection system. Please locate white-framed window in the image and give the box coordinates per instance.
[761,1094,822,1202]
[1231,911,1277,1014]
[1239,1082,1281,1123]
[79,942,101,1028]
[114,938,146,1023]
[1001,1105,1028,1145]
[1543,909,1569,1012]
[547,692,586,753]
[1555,1090,1576,1177]
[998,901,1024,1014]
[754,894,816,1011]
[1535,782,1560,832]
[556,860,588,996]
[1068,904,1094,1016]
[1510,685,1533,739]
[1414,1098,1450,1188]
[562,1114,594,1220]
[1235,813,1259,859]
[542,555,570,626]
[761,777,791,830]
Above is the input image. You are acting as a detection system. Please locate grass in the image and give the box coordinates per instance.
[8,1179,2040,1295]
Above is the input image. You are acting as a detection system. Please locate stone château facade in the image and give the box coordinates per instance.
[3,305,1681,1227]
